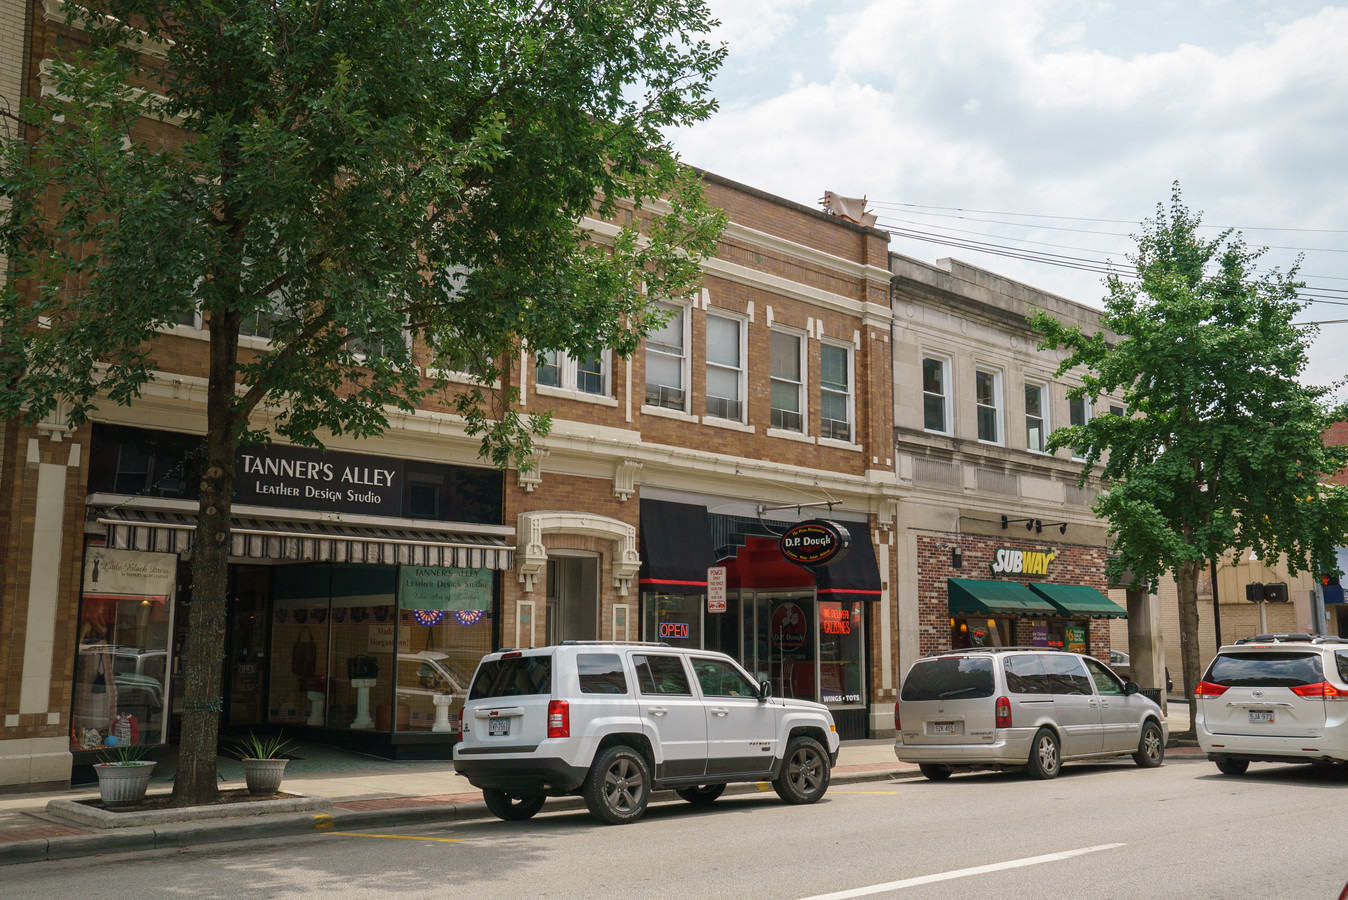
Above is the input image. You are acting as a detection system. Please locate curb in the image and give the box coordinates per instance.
[0,767,915,866]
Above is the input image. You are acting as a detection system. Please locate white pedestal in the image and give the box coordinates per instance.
[306,691,325,726]
[431,694,456,733]
[349,678,376,730]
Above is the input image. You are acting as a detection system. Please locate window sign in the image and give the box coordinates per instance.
[707,566,727,613]
[397,566,493,611]
[1065,624,1087,654]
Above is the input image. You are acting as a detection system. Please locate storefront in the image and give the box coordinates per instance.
[637,499,881,739]
[947,578,1126,653]
[71,424,513,769]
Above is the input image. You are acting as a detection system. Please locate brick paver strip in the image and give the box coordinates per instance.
[334,793,483,811]
[0,825,89,843]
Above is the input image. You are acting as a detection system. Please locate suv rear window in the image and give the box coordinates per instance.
[578,654,628,694]
[901,657,994,701]
[1205,651,1324,687]
[468,655,553,700]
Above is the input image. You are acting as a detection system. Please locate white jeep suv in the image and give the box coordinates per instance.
[1196,634,1348,775]
[453,642,840,824]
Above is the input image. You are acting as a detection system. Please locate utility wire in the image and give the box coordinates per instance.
[870,200,1348,235]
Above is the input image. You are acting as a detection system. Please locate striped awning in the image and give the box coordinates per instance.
[95,508,514,570]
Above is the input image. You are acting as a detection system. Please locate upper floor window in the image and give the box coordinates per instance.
[537,349,609,396]
[1025,382,1048,452]
[820,342,853,442]
[1069,395,1092,459]
[705,313,744,421]
[645,301,687,411]
[1109,404,1126,418]
[770,329,805,432]
[922,356,950,433]
[975,368,1002,444]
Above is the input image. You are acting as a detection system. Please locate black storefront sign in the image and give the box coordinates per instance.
[237,444,402,514]
[780,520,851,568]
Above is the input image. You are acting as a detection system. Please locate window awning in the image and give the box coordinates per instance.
[1027,583,1129,619]
[815,524,882,603]
[95,508,514,570]
[948,578,1058,617]
[639,499,717,594]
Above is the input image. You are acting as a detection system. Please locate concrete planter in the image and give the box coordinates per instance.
[242,758,288,795]
[94,761,156,808]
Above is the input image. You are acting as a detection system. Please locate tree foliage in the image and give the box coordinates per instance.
[0,0,726,803]
[1030,184,1348,719]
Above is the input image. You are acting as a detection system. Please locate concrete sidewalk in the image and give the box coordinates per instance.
[0,711,1202,866]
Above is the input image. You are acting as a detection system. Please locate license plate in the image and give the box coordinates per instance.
[933,722,957,735]
[1249,709,1274,724]
[489,717,509,736]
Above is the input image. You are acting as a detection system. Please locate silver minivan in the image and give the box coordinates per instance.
[894,647,1167,780]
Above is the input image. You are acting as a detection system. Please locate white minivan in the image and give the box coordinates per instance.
[895,647,1167,780]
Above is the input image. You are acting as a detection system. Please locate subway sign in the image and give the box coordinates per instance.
[780,520,851,568]
[990,548,1055,577]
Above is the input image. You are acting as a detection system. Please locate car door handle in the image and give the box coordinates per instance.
[649,707,668,716]
[1089,700,1098,707]
[711,708,729,717]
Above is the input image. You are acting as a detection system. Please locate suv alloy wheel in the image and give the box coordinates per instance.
[584,745,651,825]
[773,735,831,803]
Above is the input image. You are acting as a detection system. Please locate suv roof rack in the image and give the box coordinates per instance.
[557,640,672,647]
[1231,633,1348,645]
[922,646,1067,657]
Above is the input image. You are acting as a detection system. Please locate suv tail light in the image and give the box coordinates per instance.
[995,696,1011,729]
[894,701,901,732]
[1195,681,1229,697]
[458,707,467,733]
[547,700,570,738]
[1290,682,1348,699]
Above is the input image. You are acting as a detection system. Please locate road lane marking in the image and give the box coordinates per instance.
[326,832,462,843]
[797,843,1127,899]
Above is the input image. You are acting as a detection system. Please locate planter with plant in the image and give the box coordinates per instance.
[94,744,156,808]
[232,733,297,795]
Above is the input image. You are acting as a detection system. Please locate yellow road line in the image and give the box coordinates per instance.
[326,832,462,843]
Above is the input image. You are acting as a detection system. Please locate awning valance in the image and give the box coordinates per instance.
[814,524,882,603]
[639,499,717,594]
[95,508,514,570]
[948,578,1058,617]
[1027,583,1128,619]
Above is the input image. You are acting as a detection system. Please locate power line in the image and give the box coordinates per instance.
[870,200,1348,235]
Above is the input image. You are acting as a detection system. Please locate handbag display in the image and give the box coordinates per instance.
[91,657,107,694]
[291,626,317,679]
[347,655,379,680]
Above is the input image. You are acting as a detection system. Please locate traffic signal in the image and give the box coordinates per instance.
[1263,582,1288,603]
[1245,582,1264,602]
[1321,574,1344,605]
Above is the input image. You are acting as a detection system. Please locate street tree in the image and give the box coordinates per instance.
[0,0,726,804]
[1030,185,1348,728]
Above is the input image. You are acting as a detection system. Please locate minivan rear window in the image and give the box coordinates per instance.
[1205,651,1323,687]
[468,655,553,700]
[901,657,994,701]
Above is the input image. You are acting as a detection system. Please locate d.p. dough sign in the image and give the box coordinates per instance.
[236,444,403,514]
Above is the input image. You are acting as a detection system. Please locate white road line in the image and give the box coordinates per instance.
[797,843,1127,899]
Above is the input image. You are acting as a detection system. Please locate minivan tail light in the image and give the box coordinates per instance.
[1194,681,1229,697]
[547,700,570,738]
[1290,682,1348,699]
[894,701,900,732]
[995,696,1011,729]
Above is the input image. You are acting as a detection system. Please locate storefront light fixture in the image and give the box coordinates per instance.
[1001,515,1036,531]
[951,546,963,569]
[1038,521,1069,535]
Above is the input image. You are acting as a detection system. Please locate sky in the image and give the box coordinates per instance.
[670,0,1348,400]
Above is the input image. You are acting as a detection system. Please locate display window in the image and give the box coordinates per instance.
[951,617,1014,649]
[72,546,179,751]
[642,592,703,647]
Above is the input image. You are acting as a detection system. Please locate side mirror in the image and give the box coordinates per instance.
[1123,681,1140,696]
[758,680,772,702]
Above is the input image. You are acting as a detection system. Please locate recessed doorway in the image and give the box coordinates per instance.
[546,554,599,643]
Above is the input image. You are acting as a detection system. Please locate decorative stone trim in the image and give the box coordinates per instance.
[517,449,549,493]
[613,458,642,501]
[516,511,640,595]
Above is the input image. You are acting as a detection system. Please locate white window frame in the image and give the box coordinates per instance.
[704,311,747,424]
[643,300,690,414]
[1024,379,1050,453]
[768,327,807,435]
[534,348,614,403]
[819,339,854,444]
[921,354,952,435]
[1069,393,1093,461]
[975,366,1003,445]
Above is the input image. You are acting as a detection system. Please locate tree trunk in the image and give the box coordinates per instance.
[1175,559,1203,740]
[170,312,241,806]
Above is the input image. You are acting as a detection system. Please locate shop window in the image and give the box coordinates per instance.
[394,566,493,732]
[705,313,744,421]
[922,356,950,433]
[633,654,693,695]
[820,342,853,442]
[769,329,805,432]
[645,301,688,411]
[643,592,703,648]
[817,602,864,704]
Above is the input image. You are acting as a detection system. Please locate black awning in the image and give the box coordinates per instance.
[639,499,717,594]
[813,523,882,602]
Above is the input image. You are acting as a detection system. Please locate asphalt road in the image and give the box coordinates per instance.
[8,756,1348,899]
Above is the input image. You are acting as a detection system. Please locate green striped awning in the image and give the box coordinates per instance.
[947,579,1059,617]
[1026,583,1128,619]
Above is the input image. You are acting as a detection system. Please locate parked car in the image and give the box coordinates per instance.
[453,641,840,824]
[1195,633,1348,775]
[1107,649,1173,693]
[894,647,1167,780]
